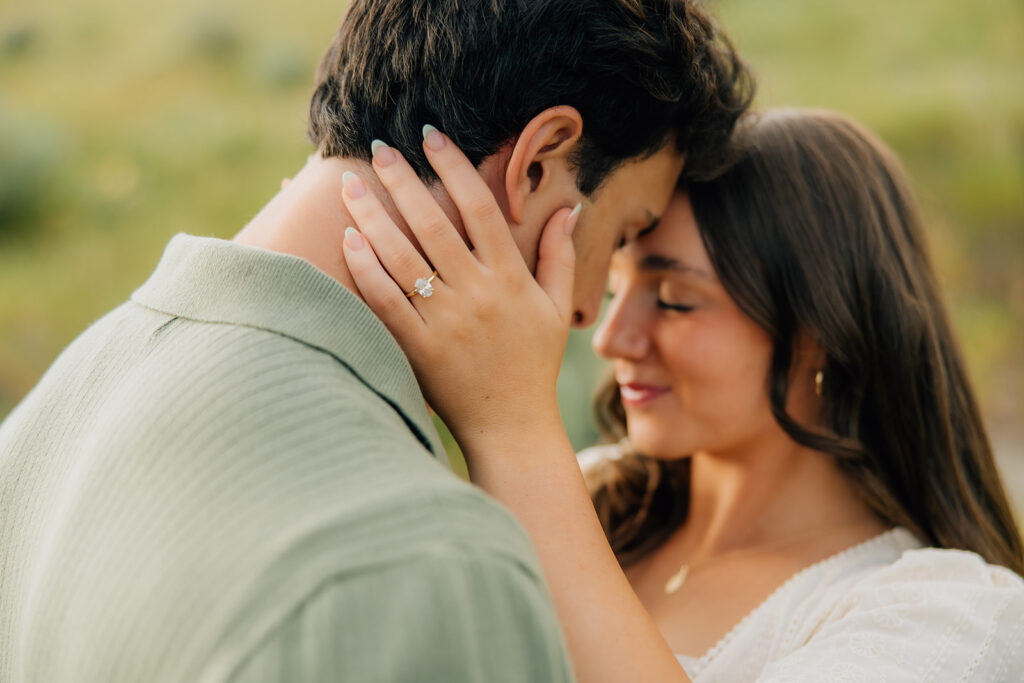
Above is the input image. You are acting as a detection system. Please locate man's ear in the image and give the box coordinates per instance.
[505,106,584,224]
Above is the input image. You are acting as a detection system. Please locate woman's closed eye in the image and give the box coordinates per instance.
[657,282,697,313]
[606,285,696,312]
[656,299,695,313]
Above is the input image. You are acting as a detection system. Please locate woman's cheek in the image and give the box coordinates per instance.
[665,317,771,430]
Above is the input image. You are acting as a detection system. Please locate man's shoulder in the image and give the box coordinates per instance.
[69,302,421,450]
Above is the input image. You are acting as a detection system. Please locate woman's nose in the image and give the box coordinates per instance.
[592,294,649,361]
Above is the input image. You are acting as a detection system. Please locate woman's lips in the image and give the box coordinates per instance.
[618,383,670,407]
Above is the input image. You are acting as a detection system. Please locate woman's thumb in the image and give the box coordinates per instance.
[534,203,580,319]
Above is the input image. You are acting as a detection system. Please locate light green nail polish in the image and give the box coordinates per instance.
[565,203,582,236]
[422,124,446,151]
[371,139,387,155]
[344,226,364,250]
[342,171,367,198]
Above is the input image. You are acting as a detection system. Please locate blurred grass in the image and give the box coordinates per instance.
[1,0,1022,505]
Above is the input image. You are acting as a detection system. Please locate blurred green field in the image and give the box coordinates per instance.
[1,0,1022,498]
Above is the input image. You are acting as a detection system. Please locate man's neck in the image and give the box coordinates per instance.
[233,150,517,302]
[233,154,385,298]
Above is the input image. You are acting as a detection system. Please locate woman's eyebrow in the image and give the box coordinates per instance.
[638,254,714,281]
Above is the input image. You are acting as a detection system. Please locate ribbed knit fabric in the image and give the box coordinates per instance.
[0,234,575,683]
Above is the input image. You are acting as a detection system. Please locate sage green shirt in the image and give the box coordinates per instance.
[0,235,575,682]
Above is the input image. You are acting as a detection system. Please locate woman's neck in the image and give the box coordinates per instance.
[678,439,881,560]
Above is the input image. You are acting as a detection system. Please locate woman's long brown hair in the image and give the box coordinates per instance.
[588,109,1024,574]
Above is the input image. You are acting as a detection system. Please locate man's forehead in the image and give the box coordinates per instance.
[594,176,670,216]
[599,149,682,210]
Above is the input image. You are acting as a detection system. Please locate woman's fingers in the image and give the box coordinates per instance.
[341,170,440,294]
[341,227,428,347]
[370,139,477,280]
[418,126,521,264]
[534,204,581,322]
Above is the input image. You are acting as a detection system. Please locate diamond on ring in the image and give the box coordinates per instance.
[406,270,438,299]
[413,277,434,298]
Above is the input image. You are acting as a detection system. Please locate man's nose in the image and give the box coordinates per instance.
[571,288,604,329]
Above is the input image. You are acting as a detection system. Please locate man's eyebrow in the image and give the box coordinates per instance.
[637,211,660,238]
[638,254,714,280]
[619,212,661,248]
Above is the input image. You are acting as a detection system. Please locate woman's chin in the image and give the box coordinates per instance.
[626,430,694,461]
[622,417,696,458]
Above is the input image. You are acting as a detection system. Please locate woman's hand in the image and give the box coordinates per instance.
[339,128,580,449]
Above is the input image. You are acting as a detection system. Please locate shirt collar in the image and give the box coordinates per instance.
[131,233,447,463]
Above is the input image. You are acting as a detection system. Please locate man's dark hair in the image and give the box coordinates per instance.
[309,0,753,195]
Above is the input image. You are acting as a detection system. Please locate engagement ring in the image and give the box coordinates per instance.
[406,271,438,299]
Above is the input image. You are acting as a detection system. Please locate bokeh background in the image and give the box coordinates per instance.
[2,0,1022,510]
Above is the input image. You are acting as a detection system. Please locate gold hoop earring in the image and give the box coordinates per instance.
[814,370,824,397]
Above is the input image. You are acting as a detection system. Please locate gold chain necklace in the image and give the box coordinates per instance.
[663,523,871,595]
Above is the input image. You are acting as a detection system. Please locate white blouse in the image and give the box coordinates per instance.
[675,527,1024,682]
[577,448,1024,682]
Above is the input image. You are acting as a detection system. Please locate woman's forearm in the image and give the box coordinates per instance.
[459,417,691,683]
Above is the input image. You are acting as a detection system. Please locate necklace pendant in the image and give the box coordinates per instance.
[664,565,690,595]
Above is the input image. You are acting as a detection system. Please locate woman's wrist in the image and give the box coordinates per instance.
[449,401,567,463]
[458,418,576,491]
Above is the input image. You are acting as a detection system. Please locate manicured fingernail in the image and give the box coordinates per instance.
[344,226,364,250]
[422,124,445,151]
[371,139,396,166]
[342,171,366,199]
[565,203,582,236]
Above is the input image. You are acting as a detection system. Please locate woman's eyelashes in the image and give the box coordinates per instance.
[657,281,697,313]
[604,285,696,313]
[656,300,695,313]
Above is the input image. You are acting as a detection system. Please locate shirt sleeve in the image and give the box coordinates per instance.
[756,549,1024,683]
[226,547,576,683]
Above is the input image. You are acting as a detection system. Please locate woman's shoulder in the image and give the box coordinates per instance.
[851,542,1024,596]
[762,539,1024,682]
[697,530,1024,682]
[831,540,1024,627]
